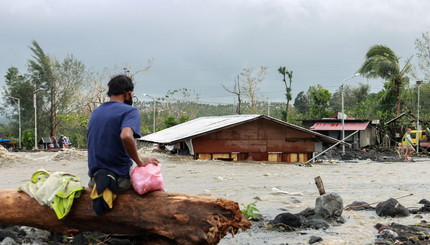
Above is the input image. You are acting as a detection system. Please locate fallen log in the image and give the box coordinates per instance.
[0,188,251,244]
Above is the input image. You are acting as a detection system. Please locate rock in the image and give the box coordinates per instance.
[377,229,398,240]
[374,222,430,244]
[270,212,302,230]
[375,198,410,217]
[420,202,430,212]
[0,237,17,245]
[106,237,133,244]
[309,235,322,244]
[0,230,18,243]
[315,193,343,219]
[419,199,430,205]
[70,233,90,245]
[298,208,315,219]
[345,201,375,211]
[304,218,330,230]
[50,231,64,242]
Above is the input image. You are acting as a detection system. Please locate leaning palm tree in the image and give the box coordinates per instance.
[358,44,411,116]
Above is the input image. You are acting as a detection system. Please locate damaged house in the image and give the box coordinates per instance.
[139,114,343,163]
[302,112,379,149]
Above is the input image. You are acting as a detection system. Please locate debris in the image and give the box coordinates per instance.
[0,146,20,164]
[50,149,87,161]
[314,176,326,195]
[271,187,304,196]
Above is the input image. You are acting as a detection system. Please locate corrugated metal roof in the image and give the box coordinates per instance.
[140,114,260,144]
[311,122,369,131]
[139,114,344,145]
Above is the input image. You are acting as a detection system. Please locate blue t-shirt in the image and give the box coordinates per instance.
[87,101,141,178]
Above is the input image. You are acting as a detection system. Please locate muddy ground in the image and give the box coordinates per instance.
[1,147,430,244]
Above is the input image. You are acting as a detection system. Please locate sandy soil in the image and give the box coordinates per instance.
[1,147,430,244]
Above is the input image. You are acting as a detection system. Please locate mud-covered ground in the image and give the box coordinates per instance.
[1,147,430,244]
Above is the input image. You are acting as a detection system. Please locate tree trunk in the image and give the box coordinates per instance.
[0,189,251,245]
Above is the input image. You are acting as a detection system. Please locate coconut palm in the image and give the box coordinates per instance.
[358,44,411,116]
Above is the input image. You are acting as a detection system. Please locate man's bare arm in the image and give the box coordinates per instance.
[120,127,159,167]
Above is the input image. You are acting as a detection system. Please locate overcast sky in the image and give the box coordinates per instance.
[1,0,429,105]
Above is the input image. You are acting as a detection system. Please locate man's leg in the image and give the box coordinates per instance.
[88,176,132,192]
[404,147,410,161]
[117,177,132,192]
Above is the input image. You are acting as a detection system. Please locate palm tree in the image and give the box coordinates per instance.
[358,44,411,115]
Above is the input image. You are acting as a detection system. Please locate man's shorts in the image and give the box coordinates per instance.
[88,161,137,192]
[88,175,132,192]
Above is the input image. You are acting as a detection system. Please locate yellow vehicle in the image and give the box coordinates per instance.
[401,129,428,145]
[402,129,430,154]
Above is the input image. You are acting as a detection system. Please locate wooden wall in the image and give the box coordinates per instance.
[193,118,316,162]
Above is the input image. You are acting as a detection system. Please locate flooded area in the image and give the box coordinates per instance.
[1,148,430,244]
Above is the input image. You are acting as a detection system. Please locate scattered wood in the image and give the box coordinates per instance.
[0,188,251,245]
[314,176,326,195]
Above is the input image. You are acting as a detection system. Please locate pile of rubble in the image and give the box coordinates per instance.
[50,149,87,161]
[320,147,403,162]
[0,146,20,165]
[261,189,430,245]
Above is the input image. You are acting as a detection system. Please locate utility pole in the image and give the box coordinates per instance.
[8,96,21,148]
[341,73,360,155]
[33,88,44,149]
[417,80,422,153]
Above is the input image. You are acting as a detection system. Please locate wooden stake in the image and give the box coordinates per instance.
[314,176,326,195]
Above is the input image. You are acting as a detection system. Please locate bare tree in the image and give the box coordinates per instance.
[123,58,154,78]
[240,67,267,114]
[79,73,109,115]
[222,75,242,114]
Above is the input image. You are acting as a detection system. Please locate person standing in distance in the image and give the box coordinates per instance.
[404,128,416,162]
[87,75,159,192]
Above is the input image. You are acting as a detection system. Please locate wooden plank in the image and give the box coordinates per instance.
[298,153,305,163]
[289,153,298,162]
[198,153,212,160]
[213,153,230,160]
[231,153,238,161]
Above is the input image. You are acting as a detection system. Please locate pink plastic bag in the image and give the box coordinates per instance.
[131,163,165,195]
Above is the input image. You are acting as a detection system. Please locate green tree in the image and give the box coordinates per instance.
[22,129,34,150]
[358,44,411,116]
[163,115,178,128]
[330,83,370,113]
[28,40,88,137]
[1,67,35,141]
[278,66,293,121]
[178,115,189,123]
[28,40,54,137]
[308,85,331,119]
[293,91,310,115]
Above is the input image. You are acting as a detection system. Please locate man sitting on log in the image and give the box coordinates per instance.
[87,74,159,214]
